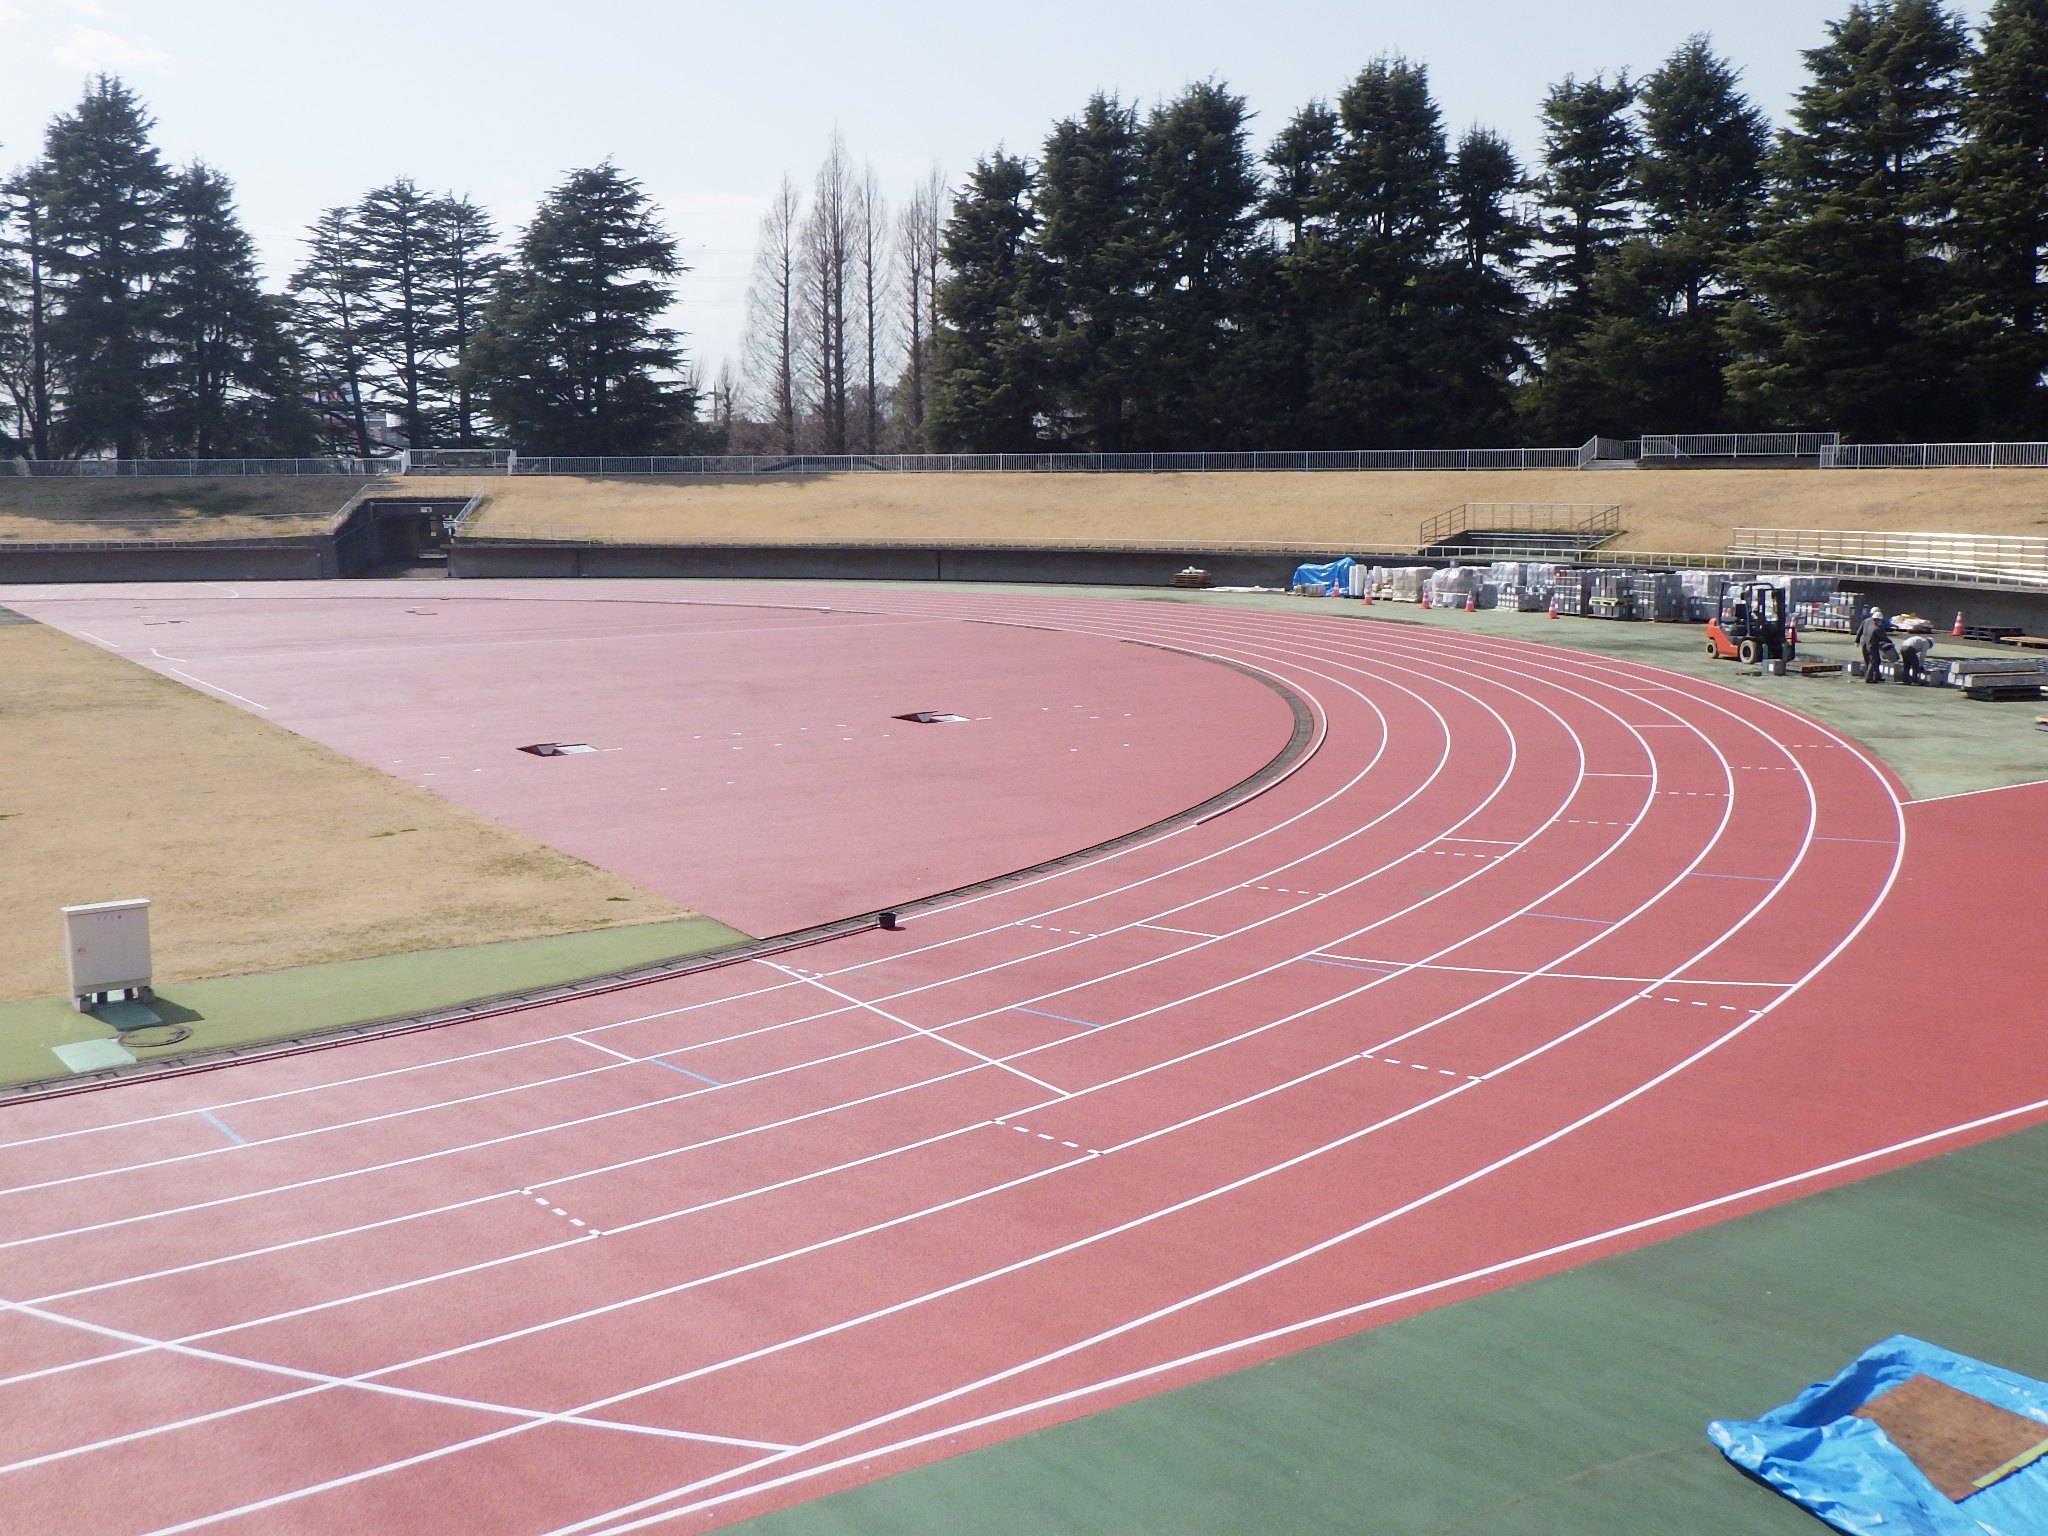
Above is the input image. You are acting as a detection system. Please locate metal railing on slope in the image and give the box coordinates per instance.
[1418,502,1621,546]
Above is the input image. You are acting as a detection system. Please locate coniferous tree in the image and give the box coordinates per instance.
[153,164,314,456]
[416,195,502,446]
[0,177,58,458]
[1727,0,1973,439]
[1287,56,1459,445]
[929,153,1043,450]
[1520,73,1640,439]
[461,163,691,454]
[1945,0,2048,436]
[1232,102,1342,445]
[1422,128,1532,444]
[1029,95,1152,448]
[1129,82,1263,447]
[353,179,444,448]
[1558,39,1773,434]
[31,75,174,458]
[291,207,380,455]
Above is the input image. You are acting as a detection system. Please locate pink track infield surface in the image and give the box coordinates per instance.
[1,580,2046,1536]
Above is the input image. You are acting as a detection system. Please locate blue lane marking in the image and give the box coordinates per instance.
[1691,872,1777,881]
[1814,837,1900,844]
[1013,1007,1101,1029]
[1303,957,1397,973]
[199,1109,247,1146]
[647,1058,722,1086]
[1527,913,1614,924]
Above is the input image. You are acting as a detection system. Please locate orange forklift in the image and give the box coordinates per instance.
[1704,581,1790,665]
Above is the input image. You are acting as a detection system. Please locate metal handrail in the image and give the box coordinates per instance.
[1418,502,1621,545]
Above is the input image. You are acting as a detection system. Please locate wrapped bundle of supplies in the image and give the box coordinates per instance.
[1425,566,1494,608]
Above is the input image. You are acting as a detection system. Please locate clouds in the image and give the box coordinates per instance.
[53,25,170,73]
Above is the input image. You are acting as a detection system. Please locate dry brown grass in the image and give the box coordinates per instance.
[451,468,2048,554]
[0,478,355,543]
[0,622,688,1003]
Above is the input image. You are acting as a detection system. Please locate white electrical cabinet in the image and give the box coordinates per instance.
[63,898,153,1011]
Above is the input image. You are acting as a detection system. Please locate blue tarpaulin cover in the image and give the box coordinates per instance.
[1709,1336,2048,1535]
[1290,557,1354,593]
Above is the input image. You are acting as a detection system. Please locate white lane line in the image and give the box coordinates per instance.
[0,1296,798,1475]
[12,593,1900,1490]
[761,964,1069,1098]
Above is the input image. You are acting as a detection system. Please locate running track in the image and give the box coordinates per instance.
[4,582,2047,1536]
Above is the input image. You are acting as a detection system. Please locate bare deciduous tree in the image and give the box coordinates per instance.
[894,167,945,450]
[800,137,854,452]
[740,177,801,451]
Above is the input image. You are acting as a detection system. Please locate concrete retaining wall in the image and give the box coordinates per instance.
[1844,580,2048,635]
[449,542,1302,587]
[0,543,332,583]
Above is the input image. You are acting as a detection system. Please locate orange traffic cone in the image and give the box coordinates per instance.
[1420,588,1431,610]
[1464,591,1476,613]
[1952,611,1965,637]
[1361,587,1373,606]
[1546,596,1558,619]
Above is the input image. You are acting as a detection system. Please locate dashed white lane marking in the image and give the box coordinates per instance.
[1428,850,1497,859]
[1019,924,1100,939]
[1360,1053,1481,1083]
[1554,819,1632,826]
[519,1190,597,1233]
[995,1122,1103,1156]
[1660,791,1726,797]
[1246,886,1325,896]
[1644,996,1764,1015]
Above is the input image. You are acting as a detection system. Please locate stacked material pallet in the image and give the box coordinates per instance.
[1628,569,1689,622]
[1793,591,1863,632]
[1551,568,1591,617]
[1426,566,1494,608]
[1934,655,2048,698]
[1370,565,1434,602]
[1488,561,1560,611]
[1585,569,1638,620]
[1679,570,1751,622]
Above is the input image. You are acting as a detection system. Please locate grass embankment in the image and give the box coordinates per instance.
[448,468,2048,554]
[0,477,354,542]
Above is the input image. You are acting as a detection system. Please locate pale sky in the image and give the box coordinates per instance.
[0,0,1994,386]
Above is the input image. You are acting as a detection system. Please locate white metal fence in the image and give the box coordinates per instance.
[1641,433,1839,459]
[8,437,2047,476]
[2,458,398,476]
[1820,442,2048,468]
[506,449,1586,475]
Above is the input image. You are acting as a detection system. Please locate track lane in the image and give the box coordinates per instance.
[0,584,1938,1536]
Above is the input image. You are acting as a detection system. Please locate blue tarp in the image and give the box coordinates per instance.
[1290,557,1354,594]
[1709,1336,2048,1535]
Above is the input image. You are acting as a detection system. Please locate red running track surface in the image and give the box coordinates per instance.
[3,582,2047,1536]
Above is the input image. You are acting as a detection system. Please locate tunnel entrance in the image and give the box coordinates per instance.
[336,498,472,578]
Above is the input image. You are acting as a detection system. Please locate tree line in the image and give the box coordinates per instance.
[4,0,2044,462]
[0,77,699,459]
[926,0,2048,450]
